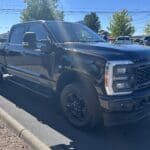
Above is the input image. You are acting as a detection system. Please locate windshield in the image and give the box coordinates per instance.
[117,37,130,40]
[47,22,105,43]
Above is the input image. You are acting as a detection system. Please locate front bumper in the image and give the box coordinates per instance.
[99,87,150,126]
[103,104,150,126]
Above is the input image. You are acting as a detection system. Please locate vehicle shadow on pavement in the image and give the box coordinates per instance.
[0,81,150,150]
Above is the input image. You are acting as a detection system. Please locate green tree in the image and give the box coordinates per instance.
[83,12,101,33]
[144,22,150,35]
[21,0,64,22]
[108,10,135,37]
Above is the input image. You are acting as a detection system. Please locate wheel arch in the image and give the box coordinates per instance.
[56,70,96,94]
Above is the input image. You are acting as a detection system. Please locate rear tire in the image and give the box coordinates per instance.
[60,82,101,128]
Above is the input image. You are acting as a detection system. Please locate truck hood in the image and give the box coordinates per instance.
[60,42,150,62]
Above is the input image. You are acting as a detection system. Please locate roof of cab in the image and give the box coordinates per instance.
[12,20,79,27]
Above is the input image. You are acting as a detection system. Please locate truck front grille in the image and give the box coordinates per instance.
[136,64,150,88]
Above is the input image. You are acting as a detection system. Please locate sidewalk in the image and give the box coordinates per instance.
[0,119,31,150]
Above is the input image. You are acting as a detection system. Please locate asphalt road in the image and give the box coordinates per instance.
[0,80,150,150]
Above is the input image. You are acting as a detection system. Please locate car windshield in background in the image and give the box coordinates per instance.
[145,36,150,40]
[47,22,105,43]
[118,37,130,40]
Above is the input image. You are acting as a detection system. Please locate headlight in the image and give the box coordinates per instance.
[114,67,127,75]
[105,60,134,95]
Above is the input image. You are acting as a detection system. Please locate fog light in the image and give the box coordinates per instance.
[115,82,130,89]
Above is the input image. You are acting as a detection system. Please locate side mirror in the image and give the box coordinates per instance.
[23,32,37,49]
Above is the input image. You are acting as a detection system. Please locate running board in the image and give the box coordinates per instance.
[7,79,51,98]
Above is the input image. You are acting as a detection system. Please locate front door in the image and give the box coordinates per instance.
[23,23,54,87]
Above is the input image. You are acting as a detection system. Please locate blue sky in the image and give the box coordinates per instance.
[0,0,150,34]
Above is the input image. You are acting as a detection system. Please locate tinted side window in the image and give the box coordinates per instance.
[118,37,130,40]
[10,25,28,44]
[29,23,48,40]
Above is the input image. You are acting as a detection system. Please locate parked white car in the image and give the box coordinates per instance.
[115,36,132,45]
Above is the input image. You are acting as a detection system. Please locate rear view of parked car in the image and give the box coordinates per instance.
[115,36,132,45]
[143,36,150,46]
[133,38,143,45]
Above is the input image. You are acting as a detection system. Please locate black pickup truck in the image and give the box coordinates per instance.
[0,20,150,128]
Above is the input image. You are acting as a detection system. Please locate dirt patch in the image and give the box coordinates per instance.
[0,119,31,150]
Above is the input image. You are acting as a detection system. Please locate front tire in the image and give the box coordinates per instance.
[60,82,101,128]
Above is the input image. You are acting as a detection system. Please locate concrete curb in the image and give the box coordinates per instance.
[0,107,51,150]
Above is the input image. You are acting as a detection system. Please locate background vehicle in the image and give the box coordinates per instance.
[133,38,143,45]
[143,36,150,46]
[0,20,150,128]
[115,36,132,45]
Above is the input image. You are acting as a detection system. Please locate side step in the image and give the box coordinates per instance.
[3,75,55,98]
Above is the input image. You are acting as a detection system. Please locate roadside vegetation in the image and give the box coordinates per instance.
[1,0,150,38]
[83,12,101,33]
[107,9,135,37]
[144,22,150,35]
[21,0,64,21]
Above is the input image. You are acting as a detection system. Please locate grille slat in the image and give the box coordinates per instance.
[136,65,150,87]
